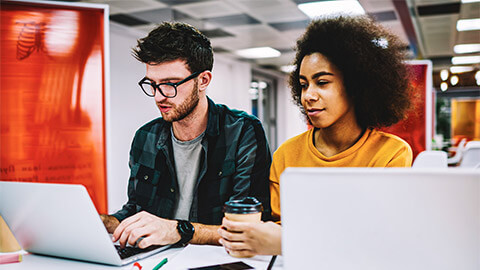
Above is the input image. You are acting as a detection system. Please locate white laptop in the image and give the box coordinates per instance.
[0,181,170,266]
[280,168,480,270]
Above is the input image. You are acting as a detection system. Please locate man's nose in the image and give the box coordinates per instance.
[154,89,167,102]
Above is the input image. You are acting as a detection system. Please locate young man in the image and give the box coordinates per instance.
[101,22,271,248]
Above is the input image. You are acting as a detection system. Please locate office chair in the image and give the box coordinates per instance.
[447,138,467,166]
[459,141,480,168]
[412,150,448,168]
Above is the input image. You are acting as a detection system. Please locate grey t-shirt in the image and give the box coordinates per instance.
[171,128,205,220]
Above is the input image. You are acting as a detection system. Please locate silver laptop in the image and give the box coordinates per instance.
[0,181,170,266]
[280,168,480,270]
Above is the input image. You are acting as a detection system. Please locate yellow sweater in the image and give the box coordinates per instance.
[270,128,412,222]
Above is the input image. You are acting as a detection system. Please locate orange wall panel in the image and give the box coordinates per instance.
[0,2,107,213]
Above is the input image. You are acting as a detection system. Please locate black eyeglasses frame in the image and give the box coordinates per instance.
[138,71,201,98]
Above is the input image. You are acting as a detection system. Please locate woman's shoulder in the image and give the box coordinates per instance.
[369,129,411,150]
[276,129,311,152]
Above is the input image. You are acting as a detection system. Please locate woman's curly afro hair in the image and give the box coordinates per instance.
[289,15,413,129]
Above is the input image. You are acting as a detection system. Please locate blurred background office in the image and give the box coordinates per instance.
[1,0,479,212]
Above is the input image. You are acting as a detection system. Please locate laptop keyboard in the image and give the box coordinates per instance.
[115,245,162,259]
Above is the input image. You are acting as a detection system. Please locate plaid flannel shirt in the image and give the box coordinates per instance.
[112,97,272,224]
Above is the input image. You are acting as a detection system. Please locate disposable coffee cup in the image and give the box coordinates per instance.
[223,197,263,258]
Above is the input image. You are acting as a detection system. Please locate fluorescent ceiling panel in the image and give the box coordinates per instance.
[298,0,365,18]
[235,47,281,59]
[450,66,474,73]
[280,65,296,73]
[456,18,480,31]
[451,55,480,65]
[454,43,480,54]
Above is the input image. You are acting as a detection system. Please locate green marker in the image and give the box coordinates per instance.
[152,258,168,270]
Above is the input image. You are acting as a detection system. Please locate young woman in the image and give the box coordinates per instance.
[218,15,414,257]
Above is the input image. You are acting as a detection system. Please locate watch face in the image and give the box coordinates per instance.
[177,220,194,244]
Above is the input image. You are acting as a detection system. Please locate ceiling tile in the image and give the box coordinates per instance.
[417,2,460,17]
[88,0,167,15]
[418,15,458,56]
[232,0,309,23]
[110,14,150,26]
[456,31,480,46]
[358,0,395,12]
[380,20,409,44]
[205,14,261,27]
[129,8,173,24]
[202,28,235,38]
[269,20,309,32]
[212,47,230,53]
[459,2,480,19]
[172,0,243,19]
[368,10,397,22]
[412,0,459,5]
[156,0,212,4]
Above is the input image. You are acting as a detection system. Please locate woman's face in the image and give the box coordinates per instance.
[299,53,356,129]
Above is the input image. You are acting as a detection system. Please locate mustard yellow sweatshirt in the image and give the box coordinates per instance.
[270,128,412,222]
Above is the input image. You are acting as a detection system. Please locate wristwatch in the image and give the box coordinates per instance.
[176,220,195,245]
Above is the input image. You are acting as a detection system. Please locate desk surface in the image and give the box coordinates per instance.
[0,245,283,270]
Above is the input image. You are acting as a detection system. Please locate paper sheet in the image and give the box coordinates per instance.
[164,245,283,270]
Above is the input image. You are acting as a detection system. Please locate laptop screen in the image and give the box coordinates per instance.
[280,168,479,270]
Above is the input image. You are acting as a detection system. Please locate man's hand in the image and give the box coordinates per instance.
[111,211,180,248]
[100,214,120,234]
[218,218,282,257]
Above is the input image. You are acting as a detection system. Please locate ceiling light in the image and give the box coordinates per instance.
[440,82,448,91]
[456,18,480,31]
[451,55,480,65]
[454,43,480,54]
[234,47,281,59]
[440,69,449,81]
[461,0,480,3]
[450,66,474,73]
[280,65,296,73]
[298,0,365,19]
[450,75,459,86]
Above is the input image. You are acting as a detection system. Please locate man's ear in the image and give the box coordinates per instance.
[197,71,212,92]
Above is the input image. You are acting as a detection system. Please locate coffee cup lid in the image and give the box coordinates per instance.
[223,197,263,214]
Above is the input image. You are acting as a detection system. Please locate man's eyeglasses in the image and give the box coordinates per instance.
[138,72,201,98]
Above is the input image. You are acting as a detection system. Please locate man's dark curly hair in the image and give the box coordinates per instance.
[289,15,412,129]
[133,21,213,73]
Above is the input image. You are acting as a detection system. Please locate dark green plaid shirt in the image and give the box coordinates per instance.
[113,97,272,225]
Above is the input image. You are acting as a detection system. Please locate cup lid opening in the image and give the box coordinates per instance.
[223,197,263,214]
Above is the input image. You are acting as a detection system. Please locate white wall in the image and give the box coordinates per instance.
[108,23,158,212]
[107,22,305,212]
[208,56,252,112]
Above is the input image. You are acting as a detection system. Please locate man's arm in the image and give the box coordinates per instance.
[111,211,220,248]
[190,223,220,245]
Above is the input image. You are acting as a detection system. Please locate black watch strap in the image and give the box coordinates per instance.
[176,220,195,245]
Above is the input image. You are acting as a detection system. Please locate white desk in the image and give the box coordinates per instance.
[0,245,283,270]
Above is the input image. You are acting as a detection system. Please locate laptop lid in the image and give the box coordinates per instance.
[0,181,169,266]
[280,168,480,270]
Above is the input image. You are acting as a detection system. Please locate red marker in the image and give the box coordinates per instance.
[131,261,142,270]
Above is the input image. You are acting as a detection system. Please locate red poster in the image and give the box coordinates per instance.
[0,1,108,213]
[380,61,432,159]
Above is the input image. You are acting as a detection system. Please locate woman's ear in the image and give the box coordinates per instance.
[198,71,212,92]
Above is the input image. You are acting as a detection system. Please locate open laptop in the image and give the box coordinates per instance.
[0,181,170,266]
[280,167,480,270]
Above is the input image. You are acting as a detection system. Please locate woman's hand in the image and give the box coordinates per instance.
[218,217,282,257]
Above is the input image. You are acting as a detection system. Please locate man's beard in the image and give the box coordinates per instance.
[159,82,199,122]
